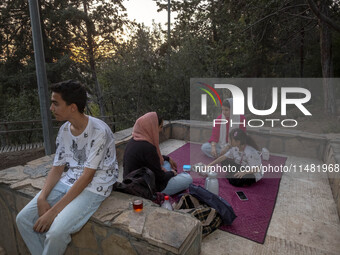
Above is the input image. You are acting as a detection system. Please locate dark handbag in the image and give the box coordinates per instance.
[174,193,201,210]
[174,194,222,237]
[112,167,156,200]
[189,184,237,225]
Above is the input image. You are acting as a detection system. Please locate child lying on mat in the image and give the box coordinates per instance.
[207,128,263,187]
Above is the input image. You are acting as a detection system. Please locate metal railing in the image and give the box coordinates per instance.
[0,116,124,148]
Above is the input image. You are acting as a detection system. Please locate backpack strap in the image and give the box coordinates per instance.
[202,208,217,226]
[174,194,201,210]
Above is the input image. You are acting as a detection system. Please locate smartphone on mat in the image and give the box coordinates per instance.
[236,191,248,201]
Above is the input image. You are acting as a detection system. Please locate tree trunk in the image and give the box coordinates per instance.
[300,26,304,77]
[211,0,218,42]
[83,1,106,117]
[318,0,336,115]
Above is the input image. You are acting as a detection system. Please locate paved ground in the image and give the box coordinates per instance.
[160,139,340,255]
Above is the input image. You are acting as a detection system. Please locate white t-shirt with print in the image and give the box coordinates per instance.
[224,145,263,182]
[53,116,118,197]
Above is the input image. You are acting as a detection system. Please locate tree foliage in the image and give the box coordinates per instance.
[1,0,340,145]
[0,0,127,144]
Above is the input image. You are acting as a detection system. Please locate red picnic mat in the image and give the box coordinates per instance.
[168,143,287,244]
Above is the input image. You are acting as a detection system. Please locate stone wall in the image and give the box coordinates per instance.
[324,139,340,221]
[171,121,328,160]
[0,184,202,255]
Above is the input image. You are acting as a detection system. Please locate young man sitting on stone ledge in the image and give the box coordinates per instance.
[16,80,118,255]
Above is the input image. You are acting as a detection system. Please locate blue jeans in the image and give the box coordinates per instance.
[161,161,192,195]
[201,142,222,158]
[16,181,106,255]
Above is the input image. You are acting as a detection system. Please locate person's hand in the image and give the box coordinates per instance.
[37,197,51,217]
[162,167,168,172]
[211,146,218,158]
[171,169,177,176]
[220,144,231,155]
[234,171,247,179]
[33,209,57,233]
[169,157,177,170]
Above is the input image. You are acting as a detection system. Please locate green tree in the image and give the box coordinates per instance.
[0,0,127,144]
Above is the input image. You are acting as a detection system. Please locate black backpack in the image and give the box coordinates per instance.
[113,167,156,200]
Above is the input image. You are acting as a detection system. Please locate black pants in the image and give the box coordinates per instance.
[221,159,256,187]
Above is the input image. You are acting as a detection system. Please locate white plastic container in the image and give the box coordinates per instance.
[161,195,173,211]
[261,148,270,160]
[204,171,219,195]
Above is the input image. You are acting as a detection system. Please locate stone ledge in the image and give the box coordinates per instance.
[0,183,202,255]
[173,120,332,160]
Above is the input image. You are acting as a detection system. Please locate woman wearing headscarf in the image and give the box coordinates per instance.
[123,112,192,195]
[201,98,246,158]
